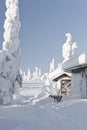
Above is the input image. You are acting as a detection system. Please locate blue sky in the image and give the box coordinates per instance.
[0,0,87,73]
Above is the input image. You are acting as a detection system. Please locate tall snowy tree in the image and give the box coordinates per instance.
[62,33,78,63]
[0,0,21,105]
[49,58,55,73]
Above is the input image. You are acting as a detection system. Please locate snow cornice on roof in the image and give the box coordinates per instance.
[63,53,87,72]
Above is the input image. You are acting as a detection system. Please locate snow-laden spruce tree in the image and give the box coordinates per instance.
[0,0,22,105]
[49,58,55,73]
[62,33,78,63]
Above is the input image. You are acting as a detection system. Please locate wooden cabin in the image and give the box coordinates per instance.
[63,53,87,98]
[49,69,71,95]
[53,72,71,95]
[64,64,87,98]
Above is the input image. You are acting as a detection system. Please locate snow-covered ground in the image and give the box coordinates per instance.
[0,86,87,130]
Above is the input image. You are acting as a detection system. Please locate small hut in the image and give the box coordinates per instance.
[49,68,71,95]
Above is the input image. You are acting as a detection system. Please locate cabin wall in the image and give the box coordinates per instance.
[72,71,87,98]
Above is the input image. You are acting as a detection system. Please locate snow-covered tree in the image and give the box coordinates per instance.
[49,58,55,73]
[62,33,78,62]
[32,67,41,80]
[0,0,21,105]
[27,68,31,80]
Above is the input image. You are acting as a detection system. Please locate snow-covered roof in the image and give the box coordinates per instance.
[63,53,87,71]
[49,67,71,81]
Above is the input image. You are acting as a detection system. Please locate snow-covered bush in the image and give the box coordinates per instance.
[45,82,60,96]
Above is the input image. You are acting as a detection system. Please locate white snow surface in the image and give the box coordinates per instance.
[0,86,87,130]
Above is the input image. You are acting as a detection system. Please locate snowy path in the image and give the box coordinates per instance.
[0,99,87,130]
[0,87,87,130]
